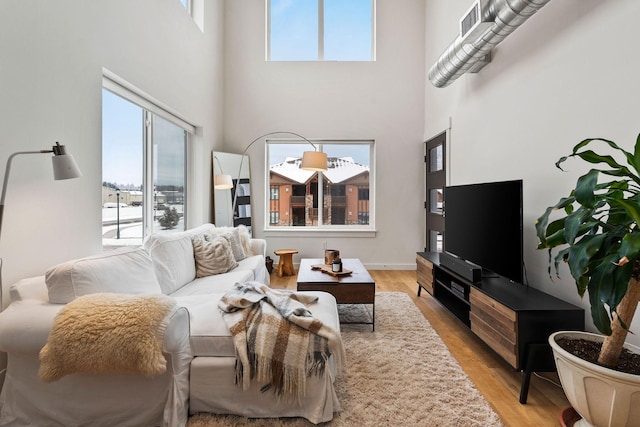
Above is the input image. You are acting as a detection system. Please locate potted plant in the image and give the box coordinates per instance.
[536,135,640,427]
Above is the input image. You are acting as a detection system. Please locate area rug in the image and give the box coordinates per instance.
[187,292,504,427]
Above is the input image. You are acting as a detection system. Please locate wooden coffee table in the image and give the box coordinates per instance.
[297,258,376,330]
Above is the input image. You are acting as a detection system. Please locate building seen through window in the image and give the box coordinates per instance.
[267,141,373,228]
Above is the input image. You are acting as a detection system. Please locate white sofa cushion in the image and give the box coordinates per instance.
[232,255,263,280]
[175,294,235,357]
[169,270,252,298]
[143,224,215,294]
[176,291,339,357]
[45,247,162,304]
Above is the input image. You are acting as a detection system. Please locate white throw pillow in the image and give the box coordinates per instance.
[45,247,162,304]
[236,224,254,256]
[192,236,238,278]
[209,229,246,261]
[144,233,196,294]
[143,223,217,294]
[211,225,254,257]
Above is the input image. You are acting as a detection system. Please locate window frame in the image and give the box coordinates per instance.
[264,139,376,237]
[102,73,193,248]
[266,0,376,62]
[180,0,192,14]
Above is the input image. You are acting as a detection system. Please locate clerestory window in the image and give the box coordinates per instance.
[267,0,376,61]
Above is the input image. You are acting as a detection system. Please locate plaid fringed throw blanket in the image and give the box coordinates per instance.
[218,281,345,401]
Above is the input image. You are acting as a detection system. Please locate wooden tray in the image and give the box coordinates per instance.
[311,264,353,277]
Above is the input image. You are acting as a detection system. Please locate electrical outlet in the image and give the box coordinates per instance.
[322,241,327,250]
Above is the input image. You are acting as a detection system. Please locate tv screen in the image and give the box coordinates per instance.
[444,179,523,283]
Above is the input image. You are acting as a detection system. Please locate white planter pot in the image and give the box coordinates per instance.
[549,331,640,427]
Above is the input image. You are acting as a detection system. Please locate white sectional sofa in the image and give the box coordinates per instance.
[0,224,341,426]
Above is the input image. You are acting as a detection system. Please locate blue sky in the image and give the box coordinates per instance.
[270,0,373,61]
[102,89,143,187]
[268,142,370,167]
[102,90,185,187]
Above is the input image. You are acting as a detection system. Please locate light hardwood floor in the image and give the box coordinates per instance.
[271,269,568,427]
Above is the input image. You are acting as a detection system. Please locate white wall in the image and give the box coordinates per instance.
[424,0,640,344]
[0,0,224,296]
[223,0,426,269]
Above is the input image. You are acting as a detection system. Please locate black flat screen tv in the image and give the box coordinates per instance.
[444,179,523,283]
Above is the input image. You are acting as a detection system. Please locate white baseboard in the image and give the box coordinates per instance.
[284,263,417,271]
[361,263,417,270]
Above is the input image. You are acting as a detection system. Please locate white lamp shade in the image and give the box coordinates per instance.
[214,174,233,189]
[300,151,328,171]
[52,154,82,180]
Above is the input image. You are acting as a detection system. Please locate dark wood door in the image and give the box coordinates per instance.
[425,132,446,252]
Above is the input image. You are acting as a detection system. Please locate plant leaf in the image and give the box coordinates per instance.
[633,133,640,173]
[611,199,640,226]
[535,206,555,248]
[563,208,595,245]
[553,247,570,279]
[589,285,613,335]
[574,149,626,171]
[609,261,632,310]
[574,169,599,208]
[566,234,607,283]
[587,259,618,335]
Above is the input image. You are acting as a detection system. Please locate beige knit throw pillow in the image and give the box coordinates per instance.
[192,235,238,278]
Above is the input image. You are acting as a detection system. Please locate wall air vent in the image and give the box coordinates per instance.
[460,0,492,42]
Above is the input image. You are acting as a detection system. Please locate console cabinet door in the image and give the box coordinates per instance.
[470,288,518,368]
[416,255,434,295]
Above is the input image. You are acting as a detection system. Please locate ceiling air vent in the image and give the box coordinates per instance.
[460,0,492,42]
[430,0,553,88]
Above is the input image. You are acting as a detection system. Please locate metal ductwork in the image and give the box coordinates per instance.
[428,0,552,88]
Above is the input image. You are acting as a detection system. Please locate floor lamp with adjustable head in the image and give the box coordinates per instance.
[231,131,328,226]
[0,142,82,309]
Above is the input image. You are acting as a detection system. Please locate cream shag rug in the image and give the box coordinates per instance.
[188,292,504,427]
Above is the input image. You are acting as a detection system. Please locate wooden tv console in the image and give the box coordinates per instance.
[416,252,584,403]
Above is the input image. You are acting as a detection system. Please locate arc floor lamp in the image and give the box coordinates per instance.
[226,131,328,225]
[213,155,233,190]
[0,142,82,308]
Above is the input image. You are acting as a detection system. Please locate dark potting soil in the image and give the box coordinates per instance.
[557,338,640,375]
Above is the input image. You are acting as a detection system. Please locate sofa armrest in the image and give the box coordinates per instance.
[163,305,192,358]
[0,299,192,362]
[0,300,64,353]
[250,238,267,257]
[9,276,49,303]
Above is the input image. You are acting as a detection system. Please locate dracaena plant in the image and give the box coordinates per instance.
[536,135,640,369]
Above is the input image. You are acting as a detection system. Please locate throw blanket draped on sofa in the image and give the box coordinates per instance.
[219,282,345,401]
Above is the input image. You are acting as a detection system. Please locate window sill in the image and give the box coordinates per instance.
[263,228,376,238]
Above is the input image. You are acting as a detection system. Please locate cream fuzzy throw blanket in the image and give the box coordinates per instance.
[218,282,345,401]
[39,293,176,382]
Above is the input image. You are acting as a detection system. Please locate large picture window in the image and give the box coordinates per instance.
[267,140,374,229]
[267,0,375,61]
[102,78,193,248]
